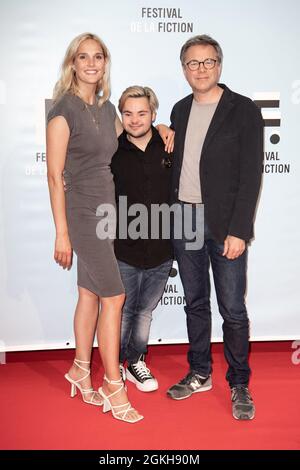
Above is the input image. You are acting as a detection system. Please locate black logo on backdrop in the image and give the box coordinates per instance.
[253,93,280,144]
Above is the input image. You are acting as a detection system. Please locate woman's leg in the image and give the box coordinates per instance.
[97,294,142,421]
[67,286,102,402]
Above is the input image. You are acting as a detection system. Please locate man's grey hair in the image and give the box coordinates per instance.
[180,34,223,65]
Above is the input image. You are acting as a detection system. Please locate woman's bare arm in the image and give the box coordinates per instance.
[115,115,123,137]
[46,116,72,269]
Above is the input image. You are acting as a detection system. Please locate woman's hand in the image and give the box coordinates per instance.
[54,234,73,270]
[156,124,175,153]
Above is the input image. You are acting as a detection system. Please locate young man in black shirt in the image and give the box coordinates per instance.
[111,86,173,392]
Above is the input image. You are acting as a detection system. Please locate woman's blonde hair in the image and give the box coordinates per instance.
[118,86,159,114]
[53,32,111,107]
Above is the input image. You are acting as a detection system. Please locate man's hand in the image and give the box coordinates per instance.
[62,172,67,192]
[223,235,245,260]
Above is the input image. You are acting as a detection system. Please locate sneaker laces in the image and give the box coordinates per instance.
[119,363,126,381]
[179,371,204,386]
[231,386,252,404]
[131,361,153,380]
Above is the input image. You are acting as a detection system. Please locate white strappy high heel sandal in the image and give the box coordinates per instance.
[64,359,103,406]
[98,375,143,423]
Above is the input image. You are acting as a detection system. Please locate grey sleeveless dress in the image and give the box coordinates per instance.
[47,93,124,297]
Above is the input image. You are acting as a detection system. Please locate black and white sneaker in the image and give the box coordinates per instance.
[119,363,126,382]
[126,357,158,392]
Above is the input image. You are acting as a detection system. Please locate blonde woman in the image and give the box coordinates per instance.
[46,33,148,423]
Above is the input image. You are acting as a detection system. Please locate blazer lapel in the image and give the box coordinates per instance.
[177,94,193,165]
[202,85,235,156]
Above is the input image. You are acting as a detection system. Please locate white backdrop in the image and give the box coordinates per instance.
[0,0,300,351]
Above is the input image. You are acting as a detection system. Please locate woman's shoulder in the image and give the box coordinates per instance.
[47,93,77,128]
[50,93,78,113]
[99,99,116,126]
[102,99,116,114]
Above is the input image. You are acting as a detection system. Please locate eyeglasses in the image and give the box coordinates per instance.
[185,58,218,71]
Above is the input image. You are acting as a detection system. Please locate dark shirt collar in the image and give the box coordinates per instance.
[118,125,162,151]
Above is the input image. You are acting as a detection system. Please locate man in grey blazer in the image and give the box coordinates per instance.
[167,34,263,420]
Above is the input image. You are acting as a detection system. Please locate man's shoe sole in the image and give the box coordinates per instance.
[232,408,255,420]
[167,383,212,400]
[126,369,159,392]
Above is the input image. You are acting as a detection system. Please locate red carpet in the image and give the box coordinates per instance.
[0,342,299,450]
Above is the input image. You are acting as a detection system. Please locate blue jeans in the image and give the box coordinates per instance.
[172,203,251,387]
[118,259,173,365]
